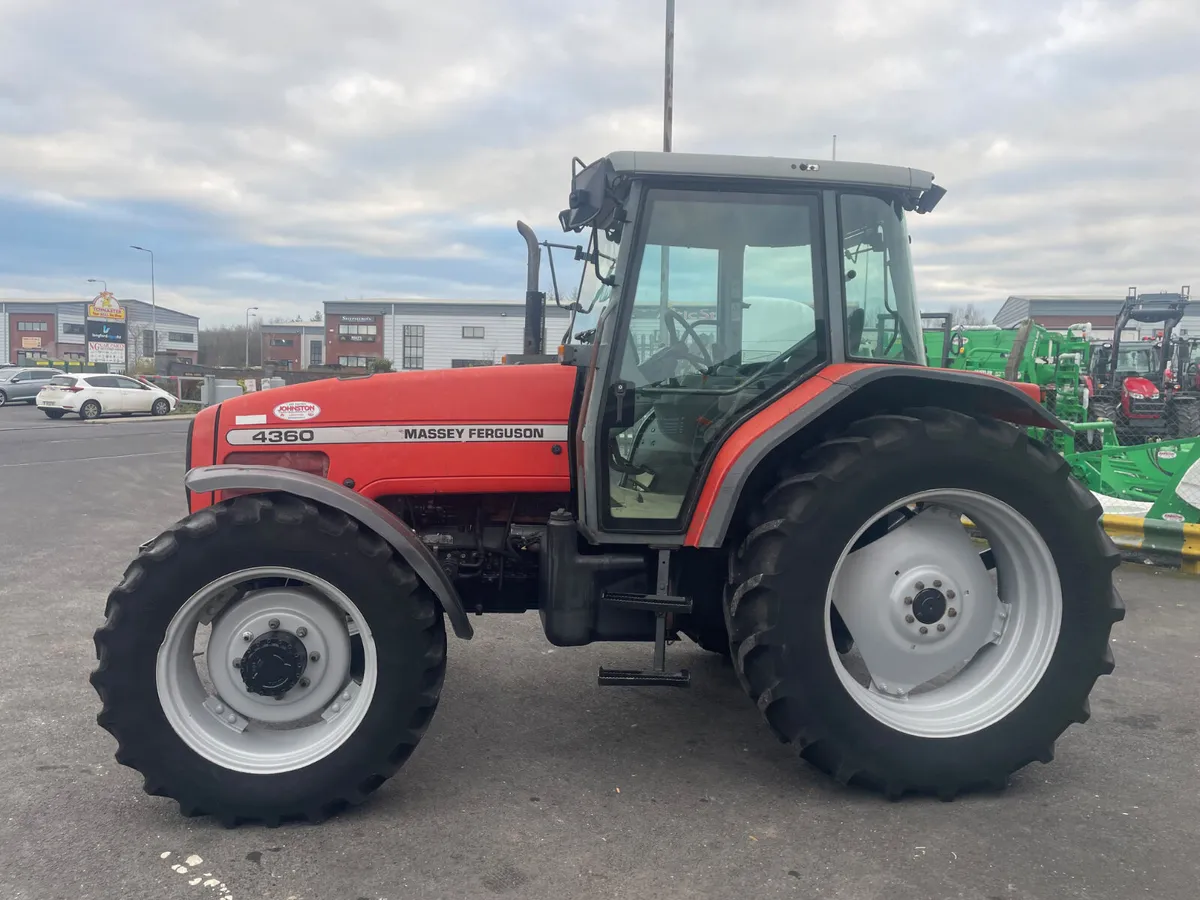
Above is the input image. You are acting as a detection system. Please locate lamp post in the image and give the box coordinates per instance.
[659,0,675,315]
[246,307,259,367]
[129,246,157,358]
[87,278,107,293]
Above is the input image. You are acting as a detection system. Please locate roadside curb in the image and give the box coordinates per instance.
[1102,514,1200,575]
[82,413,198,424]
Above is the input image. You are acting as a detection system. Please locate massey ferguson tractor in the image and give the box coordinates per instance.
[90,151,1124,826]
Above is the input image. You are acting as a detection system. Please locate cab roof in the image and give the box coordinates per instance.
[603,150,935,192]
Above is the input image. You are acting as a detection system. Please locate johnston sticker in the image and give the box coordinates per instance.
[273,401,321,421]
[227,423,570,446]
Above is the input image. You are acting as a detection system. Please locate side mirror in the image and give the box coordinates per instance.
[558,157,616,232]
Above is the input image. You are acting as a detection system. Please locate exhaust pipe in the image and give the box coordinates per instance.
[517,221,545,356]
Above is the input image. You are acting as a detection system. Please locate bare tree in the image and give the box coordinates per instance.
[310,310,324,322]
[952,304,989,326]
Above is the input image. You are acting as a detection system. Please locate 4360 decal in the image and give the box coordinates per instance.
[249,429,315,444]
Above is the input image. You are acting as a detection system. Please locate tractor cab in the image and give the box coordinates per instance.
[555,151,942,541]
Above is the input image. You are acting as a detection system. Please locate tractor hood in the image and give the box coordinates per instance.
[194,363,579,502]
[1122,375,1159,398]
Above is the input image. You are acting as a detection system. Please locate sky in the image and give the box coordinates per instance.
[0,0,1196,326]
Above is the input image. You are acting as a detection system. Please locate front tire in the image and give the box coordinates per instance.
[90,493,447,826]
[151,398,171,416]
[79,399,101,420]
[726,408,1123,800]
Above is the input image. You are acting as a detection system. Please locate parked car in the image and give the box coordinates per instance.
[37,373,178,420]
[0,367,64,406]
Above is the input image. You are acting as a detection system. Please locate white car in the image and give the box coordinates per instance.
[37,373,178,420]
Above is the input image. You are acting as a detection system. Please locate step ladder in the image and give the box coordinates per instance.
[597,550,692,688]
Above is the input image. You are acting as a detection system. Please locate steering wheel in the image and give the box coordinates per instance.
[662,307,714,369]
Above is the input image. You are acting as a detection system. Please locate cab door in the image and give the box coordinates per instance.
[575,184,830,544]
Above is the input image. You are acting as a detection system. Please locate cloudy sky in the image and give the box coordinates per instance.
[0,0,1196,325]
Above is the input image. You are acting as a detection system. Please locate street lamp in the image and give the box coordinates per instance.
[246,307,259,367]
[130,245,157,357]
[87,278,107,293]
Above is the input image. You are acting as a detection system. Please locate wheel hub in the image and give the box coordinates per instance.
[240,632,308,698]
[912,587,947,624]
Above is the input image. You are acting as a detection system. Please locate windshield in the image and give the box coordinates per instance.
[564,227,618,341]
[1117,345,1158,374]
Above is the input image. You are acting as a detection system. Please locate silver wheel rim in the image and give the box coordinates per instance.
[156,566,377,774]
[154,400,168,415]
[825,489,1062,739]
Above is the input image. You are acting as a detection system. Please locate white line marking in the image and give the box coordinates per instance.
[0,450,177,468]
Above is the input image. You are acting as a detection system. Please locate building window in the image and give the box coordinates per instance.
[338,356,372,367]
[403,325,424,370]
[451,358,493,368]
[167,331,195,344]
[17,321,48,332]
[270,338,295,347]
[143,330,155,357]
[310,340,323,366]
[338,323,378,341]
[462,325,485,339]
[62,322,85,336]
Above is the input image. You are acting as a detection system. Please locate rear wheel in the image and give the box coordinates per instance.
[90,493,446,825]
[42,409,65,419]
[726,408,1123,799]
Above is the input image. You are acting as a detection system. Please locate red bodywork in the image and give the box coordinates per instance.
[1120,375,1160,419]
[188,365,576,514]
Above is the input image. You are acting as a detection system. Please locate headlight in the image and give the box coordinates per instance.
[1128,391,1147,399]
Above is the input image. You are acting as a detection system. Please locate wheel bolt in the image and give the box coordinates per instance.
[310,651,320,663]
[241,631,253,642]
[299,677,310,688]
[296,626,308,638]
[268,618,280,631]
[919,626,928,635]
[904,596,913,606]
[905,614,915,624]
[232,658,242,668]
[946,590,956,600]
[948,608,957,617]
[915,581,925,591]
[226,714,236,724]
[933,579,942,588]
[937,623,946,632]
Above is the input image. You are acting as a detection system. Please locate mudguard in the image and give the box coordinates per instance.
[183,464,473,639]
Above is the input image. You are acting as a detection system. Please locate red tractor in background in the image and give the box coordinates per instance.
[1086,286,1192,441]
[91,151,1123,826]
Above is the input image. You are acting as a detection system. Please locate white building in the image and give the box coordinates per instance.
[322,299,574,371]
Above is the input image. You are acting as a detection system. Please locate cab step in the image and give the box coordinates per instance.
[597,551,692,688]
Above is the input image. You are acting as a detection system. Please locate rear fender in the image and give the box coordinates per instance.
[687,364,1065,548]
[183,464,473,639]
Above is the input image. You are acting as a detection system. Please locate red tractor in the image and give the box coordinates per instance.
[91,151,1123,826]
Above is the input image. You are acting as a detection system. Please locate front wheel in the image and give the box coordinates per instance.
[151,398,170,416]
[90,494,447,825]
[726,408,1123,800]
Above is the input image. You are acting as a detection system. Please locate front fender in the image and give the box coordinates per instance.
[183,464,473,639]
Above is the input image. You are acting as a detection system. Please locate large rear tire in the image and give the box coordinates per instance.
[726,408,1123,800]
[90,493,446,826]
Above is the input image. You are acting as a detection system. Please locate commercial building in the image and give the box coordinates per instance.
[0,297,199,368]
[319,299,573,371]
[259,322,327,370]
[993,293,1198,339]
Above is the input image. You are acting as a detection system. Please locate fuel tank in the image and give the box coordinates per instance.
[189,364,578,507]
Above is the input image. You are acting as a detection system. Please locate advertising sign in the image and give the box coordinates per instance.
[340,315,376,323]
[87,292,127,322]
[21,336,41,349]
[86,293,127,367]
[88,341,127,364]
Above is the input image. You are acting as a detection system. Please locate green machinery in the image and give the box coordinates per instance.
[922,316,1200,522]
[923,318,1093,453]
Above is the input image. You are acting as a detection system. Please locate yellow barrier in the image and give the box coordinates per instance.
[1101,514,1200,575]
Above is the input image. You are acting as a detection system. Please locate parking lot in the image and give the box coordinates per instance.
[1,409,1198,900]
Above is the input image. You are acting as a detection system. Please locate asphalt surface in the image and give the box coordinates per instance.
[1,402,1198,900]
